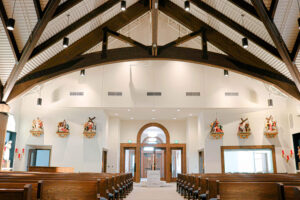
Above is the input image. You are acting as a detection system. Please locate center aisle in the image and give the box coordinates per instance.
[125,183,184,200]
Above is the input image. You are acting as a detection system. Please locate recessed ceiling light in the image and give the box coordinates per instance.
[152,117,156,120]
[177,109,181,112]
[152,109,156,112]
[114,113,119,116]
[189,113,193,116]
[128,109,131,112]
[173,117,177,120]
[130,117,134,120]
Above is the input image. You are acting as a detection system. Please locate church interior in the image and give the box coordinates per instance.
[0,0,300,199]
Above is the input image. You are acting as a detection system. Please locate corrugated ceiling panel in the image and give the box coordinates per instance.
[274,0,299,51]
[170,0,292,79]
[3,0,38,51]
[0,21,15,84]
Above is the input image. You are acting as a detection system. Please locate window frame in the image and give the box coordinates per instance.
[220,145,277,173]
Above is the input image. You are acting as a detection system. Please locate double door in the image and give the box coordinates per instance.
[141,147,166,180]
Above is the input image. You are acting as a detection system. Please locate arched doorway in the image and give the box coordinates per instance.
[120,123,186,182]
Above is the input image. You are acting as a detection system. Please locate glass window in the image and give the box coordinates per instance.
[29,149,51,167]
[224,148,274,173]
[125,149,135,177]
[172,149,182,178]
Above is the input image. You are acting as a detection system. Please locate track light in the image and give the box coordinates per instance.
[80,69,85,76]
[37,98,42,106]
[63,37,69,48]
[224,70,229,76]
[121,0,126,11]
[184,1,190,12]
[268,99,273,107]
[7,18,15,31]
[242,37,248,48]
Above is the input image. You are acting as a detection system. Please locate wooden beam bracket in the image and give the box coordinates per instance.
[202,29,208,59]
[33,0,43,20]
[101,27,108,59]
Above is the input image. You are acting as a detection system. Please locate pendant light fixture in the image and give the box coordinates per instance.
[63,14,70,48]
[241,14,248,48]
[80,69,85,76]
[184,1,190,12]
[7,0,17,31]
[121,0,126,11]
[224,70,229,76]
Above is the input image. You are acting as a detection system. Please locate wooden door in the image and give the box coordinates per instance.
[102,150,107,173]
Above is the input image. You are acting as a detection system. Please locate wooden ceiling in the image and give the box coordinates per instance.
[0,0,299,102]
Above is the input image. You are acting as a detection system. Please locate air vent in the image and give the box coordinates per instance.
[70,92,84,96]
[147,92,162,96]
[108,91,122,96]
[186,92,200,96]
[225,92,239,96]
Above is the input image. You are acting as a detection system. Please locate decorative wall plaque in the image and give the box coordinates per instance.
[56,120,70,138]
[237,118,251,139]
[83,117,96,138]
[30,117,44,137]
[264,115,278,138]
[210,119,224,139]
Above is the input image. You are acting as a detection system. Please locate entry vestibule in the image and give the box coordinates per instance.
[120,123,186,182]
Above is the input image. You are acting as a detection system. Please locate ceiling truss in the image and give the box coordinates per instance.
[0,0,299,102]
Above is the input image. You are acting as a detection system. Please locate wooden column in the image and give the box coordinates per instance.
[0,112,8,170]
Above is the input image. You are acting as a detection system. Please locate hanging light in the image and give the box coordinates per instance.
[241,14,248,48]
[121,0,126,11]
[268,99,273,107]
[37,98,42,106]
[224,70,229,76]
[184,1,190,12]
[63,14,70,48]
[242,37,248,48]
[63,37,69,48]
[7,0,17,31]
[80,69,85,76]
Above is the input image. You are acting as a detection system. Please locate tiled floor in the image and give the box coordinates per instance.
[125,183,184,200]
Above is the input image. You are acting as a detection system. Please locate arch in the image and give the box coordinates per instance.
[137,123,170,145]
[8,47,300,101]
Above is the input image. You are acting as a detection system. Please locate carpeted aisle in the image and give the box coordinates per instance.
[125,183,184,200]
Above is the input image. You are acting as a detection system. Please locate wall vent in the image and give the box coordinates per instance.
[108,91,122,96]
[70,92,84,96]
[225,92,239,96]
[147,92,162,96]
[186,92,200,96]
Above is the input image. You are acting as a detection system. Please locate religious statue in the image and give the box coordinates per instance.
[83,117,96,138]
[3,141,12,169]
[210,119,224,139]
[30,117,44,137]
[264,115,278,138]
[56,120,70,138]
[238,118,251,139]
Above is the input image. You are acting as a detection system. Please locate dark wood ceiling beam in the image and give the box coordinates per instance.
[190,0,280,59]
[160,1,280,76]
[52,0,83,19]
[24,1,149,77]
[151,0,158,56]
[0,0,20,61]
[269,0,279,19]
[2,0,60,102]
[251,0,300,93]
[30,0,120,59]
[291,32,300,62]
[159,28,203,53]
[106,28,149,52]
[8,47,300,101]
[202,29,208,59]
[227,0,260,20]
[33,0,43,20]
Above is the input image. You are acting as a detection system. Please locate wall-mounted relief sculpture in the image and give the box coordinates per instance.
[57,120,70,138]
[83,117,96,138]
[210,119,224,139]
[264,115,278,138]
[30,117,44,137]
[238,118,251,139]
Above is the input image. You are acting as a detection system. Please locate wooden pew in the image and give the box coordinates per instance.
[0,181,42,200]
[0,183,32,200]
[278,183,300,200]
